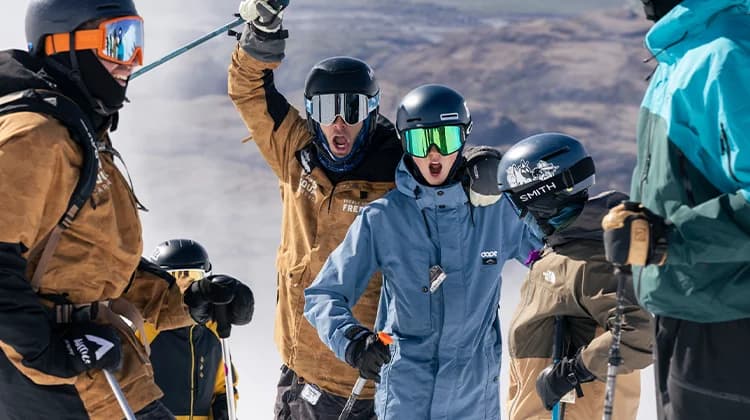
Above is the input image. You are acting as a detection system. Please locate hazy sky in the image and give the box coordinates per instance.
[2,2,656,419]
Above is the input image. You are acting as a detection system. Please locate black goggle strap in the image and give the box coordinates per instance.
[506,157,594,210]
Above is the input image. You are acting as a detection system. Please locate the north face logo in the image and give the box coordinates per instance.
[481,250,498,265]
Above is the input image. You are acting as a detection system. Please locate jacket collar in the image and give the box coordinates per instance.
[645,0,747,60]
[395,159,468,210]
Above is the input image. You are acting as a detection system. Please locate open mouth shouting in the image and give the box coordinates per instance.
[331,135,351,156]
[428,161,443,177]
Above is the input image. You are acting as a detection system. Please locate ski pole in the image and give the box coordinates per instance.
[215,304,237,420]
[103,369,137,420]
[130,16,245,80]
[552,316,565,420]
[602,266,628,420]
[338,332,393,420]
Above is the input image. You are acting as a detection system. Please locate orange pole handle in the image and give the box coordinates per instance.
[377,331,393,345]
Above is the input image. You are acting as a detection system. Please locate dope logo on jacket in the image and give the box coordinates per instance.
[481,250,498,265]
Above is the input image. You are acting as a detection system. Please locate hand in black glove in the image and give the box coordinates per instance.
[211,393,229,420]
[239,0,289,33]
[23,322,122,378]
[184,275,254,325]
[535,351,595,410]
[462,146,503,207]
[344,326,391,383]
[602,201,669,266]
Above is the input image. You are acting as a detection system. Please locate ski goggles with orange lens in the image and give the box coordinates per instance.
[402,125,465,158]
[167,269,208,283]
[305,92,379,126]
[44,16,144,66]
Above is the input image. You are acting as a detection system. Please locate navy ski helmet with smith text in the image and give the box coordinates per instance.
[498,132,595,234]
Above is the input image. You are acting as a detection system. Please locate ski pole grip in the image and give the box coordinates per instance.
[377,332,393,345]
[215,304,232,339]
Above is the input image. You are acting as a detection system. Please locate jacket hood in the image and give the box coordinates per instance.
[0,49,109,131]
[546,190,628,247]
[395,158,468,210]
[645,0,748,57]
[0,50,57,97]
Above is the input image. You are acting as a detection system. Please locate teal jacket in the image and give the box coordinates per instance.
[631,0,750,322]
[304,160,540,419]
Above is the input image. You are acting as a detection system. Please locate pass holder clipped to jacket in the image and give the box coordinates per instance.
[429,265,447,293]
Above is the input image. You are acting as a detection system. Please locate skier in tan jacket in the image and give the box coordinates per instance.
[229,0,403,418]
[0,1,253,418]
[497,133,654,420]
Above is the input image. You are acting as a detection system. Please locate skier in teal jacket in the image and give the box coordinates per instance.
[602,1,750,419]
[304,84,541,419]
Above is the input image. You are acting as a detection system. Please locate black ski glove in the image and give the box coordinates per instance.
[536,350,596,410]
[602,201,669,266]
[23,322,122,378]
[211,393,229,420]
[344,326,391,383]
[462,146,503,207]
[184,275,254,325]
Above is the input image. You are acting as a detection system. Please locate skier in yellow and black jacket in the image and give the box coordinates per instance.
[147,239,248,420]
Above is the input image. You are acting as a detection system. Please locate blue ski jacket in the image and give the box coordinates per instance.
[304,160,540,419]
[631,0,750,322]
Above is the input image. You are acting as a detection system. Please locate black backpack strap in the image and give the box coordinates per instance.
[0,89,100,291]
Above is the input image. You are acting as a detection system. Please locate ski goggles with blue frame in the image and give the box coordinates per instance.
[44,16,144,66]
[305,92,379,126]
[402,125,465,158]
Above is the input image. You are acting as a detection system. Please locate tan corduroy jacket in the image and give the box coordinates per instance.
[0,111,193,418]
[228,47,401,398]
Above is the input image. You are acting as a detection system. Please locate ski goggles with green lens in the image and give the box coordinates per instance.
[305,92,379,126]
[402,125,465,158]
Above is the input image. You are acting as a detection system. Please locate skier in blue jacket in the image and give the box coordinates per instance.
[304,84,541,419]
[602,1,750,419]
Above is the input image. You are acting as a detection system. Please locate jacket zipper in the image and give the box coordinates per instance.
[720,124,741,183]
[638,153,652,198]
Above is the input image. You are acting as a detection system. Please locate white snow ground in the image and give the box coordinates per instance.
[1,1,656,418]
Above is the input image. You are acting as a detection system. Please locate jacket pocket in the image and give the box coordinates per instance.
[384,272,432,337]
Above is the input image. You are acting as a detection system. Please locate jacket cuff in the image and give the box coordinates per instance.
[239,23,286,63]
[331,323,367,364]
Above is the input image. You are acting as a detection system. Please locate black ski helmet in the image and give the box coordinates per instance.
[303,56,380,173]
[641,0,682,22]
[26,0,138,56]
[150,239,212,272]
[498,132,595,234]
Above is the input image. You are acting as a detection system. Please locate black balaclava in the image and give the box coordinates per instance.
[44,49,128,131]
[642,0,683,22]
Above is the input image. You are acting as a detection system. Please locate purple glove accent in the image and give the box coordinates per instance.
[525,248,542,265]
